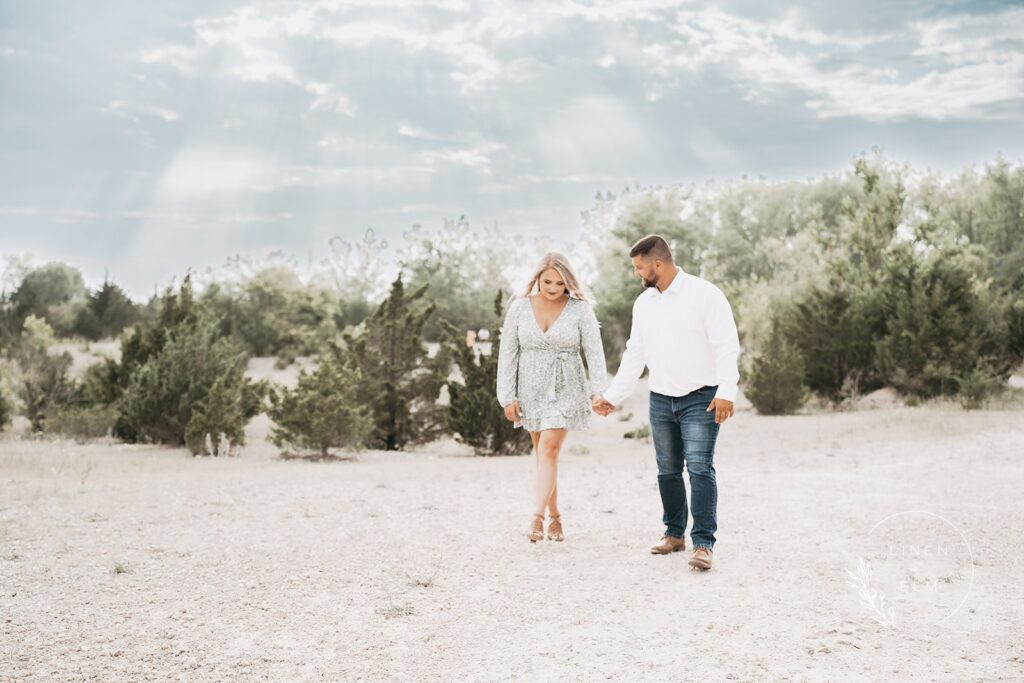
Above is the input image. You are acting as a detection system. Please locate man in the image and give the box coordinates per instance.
[593,234,740,571]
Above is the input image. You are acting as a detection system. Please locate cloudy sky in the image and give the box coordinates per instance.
[1,0,1023,298]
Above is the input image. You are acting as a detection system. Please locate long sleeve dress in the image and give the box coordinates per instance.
[495,296,608,432]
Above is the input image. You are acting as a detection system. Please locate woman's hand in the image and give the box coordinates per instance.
[592,395,615,416]
[503,400,522,422]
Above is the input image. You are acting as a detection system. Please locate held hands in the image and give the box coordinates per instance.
[706,397,734,424]
[591,395,615,416]
[503,400,522,422]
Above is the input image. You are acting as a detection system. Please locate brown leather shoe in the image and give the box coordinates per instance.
[688,547,713,570]
[650,535,686,554]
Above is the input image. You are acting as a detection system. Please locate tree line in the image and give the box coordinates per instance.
[1,152,1021,453]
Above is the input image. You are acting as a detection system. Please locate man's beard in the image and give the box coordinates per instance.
[641,276,657,288]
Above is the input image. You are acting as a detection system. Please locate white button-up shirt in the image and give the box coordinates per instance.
[603,267,741,406]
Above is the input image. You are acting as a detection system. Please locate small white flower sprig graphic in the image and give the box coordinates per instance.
[846,557,900,630]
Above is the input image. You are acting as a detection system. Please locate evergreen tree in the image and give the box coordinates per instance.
[267,346,374,457]
[744,320,809,415]
[1008,297,1024,364]
[873,244,1013,400]
[0,290,17,350]
[783,277,881,401]
[184,373,248,456]
[342,275,447,451]
[114,312,263,452]
[443,290,533,455]
[0,375,13,431]
[72,278,140,341]
[87,275,199,407]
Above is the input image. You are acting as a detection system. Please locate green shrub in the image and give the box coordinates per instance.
[115,314,261,453]
[202,272,340,359]
[14,315,75,432]
[0,386,11,431]
[957,366,1004,410]
[784,278,881,401]
[129,276,198,361]
[183,374,252,456]
[442,291,532,456]
[874,245,1013,400]
[267,348,374,457]
[71,280,140,341]
[0,355,20,432]
[274,348,297,370]
[45,405,117,442]
[744,322,809,415]
[624,423,651,441]
[9,262,88,337]
[1007,296,1024,363]
[76,358,122,407]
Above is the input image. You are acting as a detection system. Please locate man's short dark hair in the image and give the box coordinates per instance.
[629,234,674,263]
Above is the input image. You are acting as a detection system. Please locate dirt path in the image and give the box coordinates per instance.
[2,383,1022,681]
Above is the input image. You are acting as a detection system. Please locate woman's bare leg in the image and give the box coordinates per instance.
[533,429,567,518]
[547,452,560,519]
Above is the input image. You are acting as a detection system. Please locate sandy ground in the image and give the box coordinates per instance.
[2,365,1023,681]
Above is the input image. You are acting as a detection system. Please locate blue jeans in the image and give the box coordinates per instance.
[649,386,720,549]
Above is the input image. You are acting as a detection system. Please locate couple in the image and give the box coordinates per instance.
[495,234,740,571]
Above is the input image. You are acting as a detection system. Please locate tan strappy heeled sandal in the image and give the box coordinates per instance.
[546,514,564,542]
[529,513,545,543]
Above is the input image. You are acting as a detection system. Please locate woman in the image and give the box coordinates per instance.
[496,252,608,543]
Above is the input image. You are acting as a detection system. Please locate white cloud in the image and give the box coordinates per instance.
[641,6,1024,121]
[314,0,472,11]
[398,123,428,139]
[0,205,41,216]
[0,206,97,223]
[305,81,357,116]
[913,9,1024,65]
[257,162,438,189]
[314,135,377,151]
[520,173,623,185]
[398,123,445,141]
[139,44,198,72]
[141,8,359,115]
[101,100,179,123]
[421,141,506,174]
[214,211,297,224]
[317,17,531,93]
[155,146,280,198]
[138,0,626,98]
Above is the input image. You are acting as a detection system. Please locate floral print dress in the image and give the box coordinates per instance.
[495,296,608,432]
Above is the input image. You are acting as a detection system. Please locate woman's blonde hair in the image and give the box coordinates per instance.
[521,252,591,302]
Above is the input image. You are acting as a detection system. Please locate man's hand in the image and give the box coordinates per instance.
[503,400,522,422]
[592,396,616,416]
[706,397,734,424]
